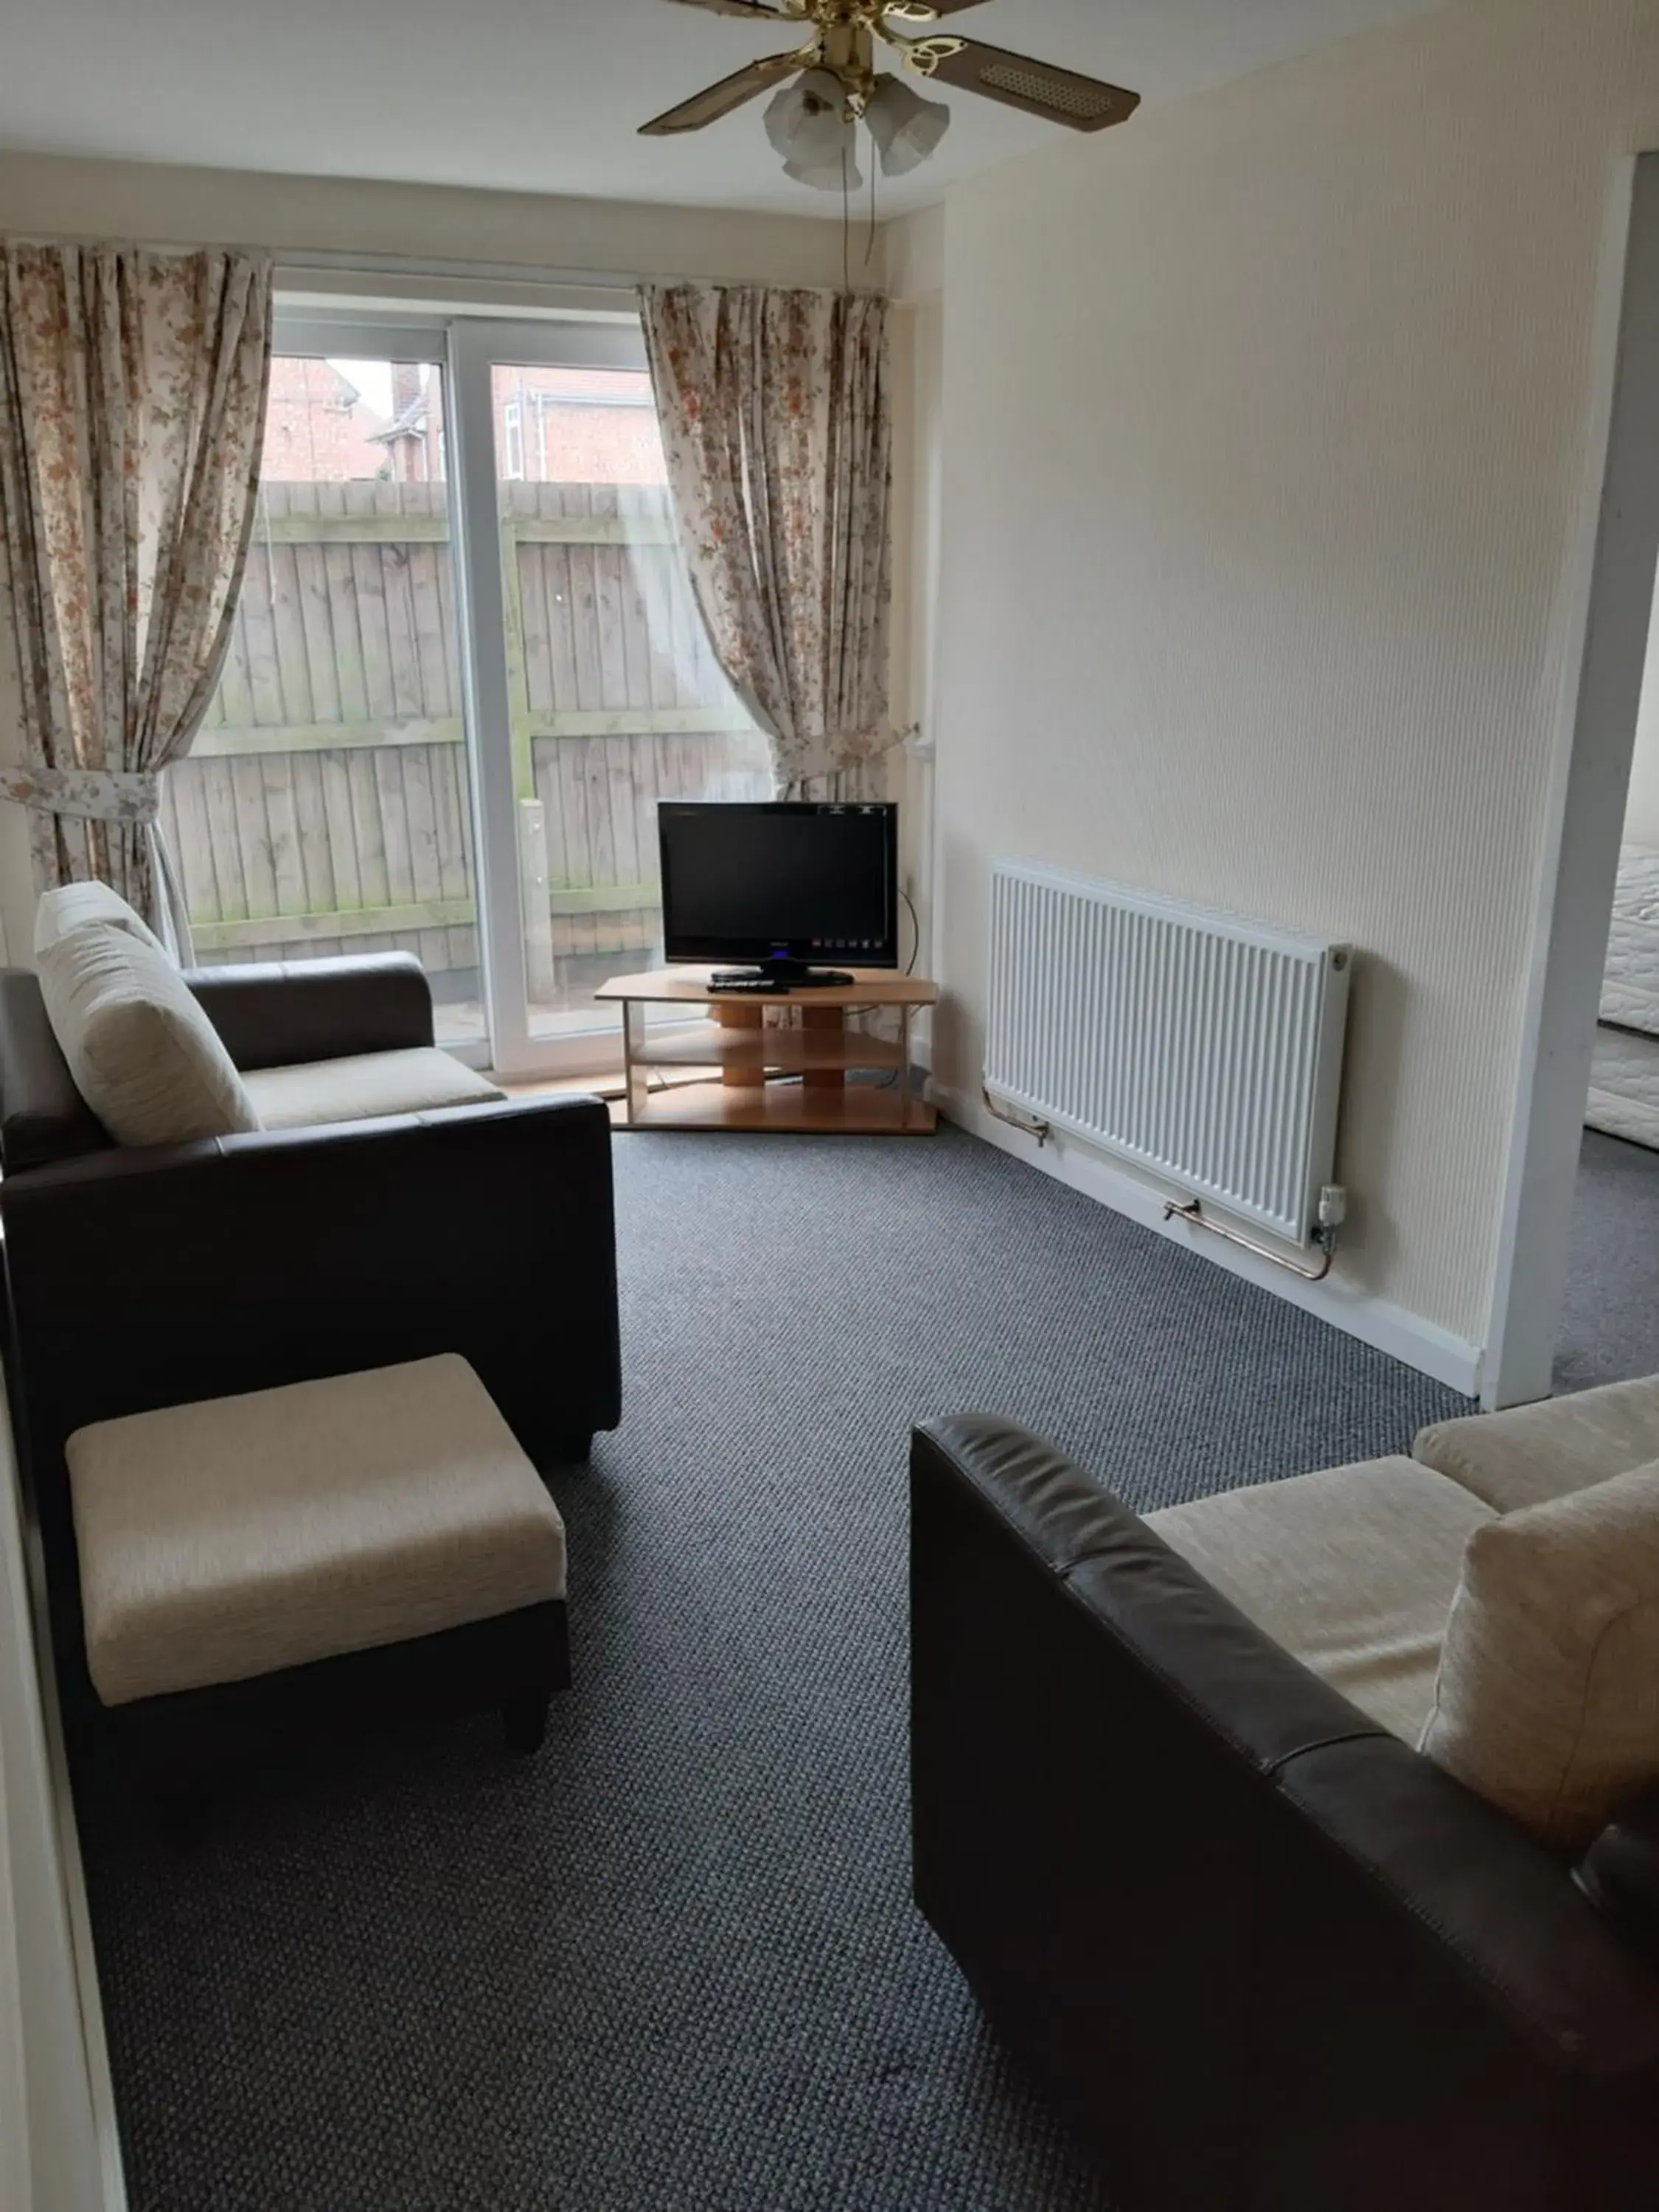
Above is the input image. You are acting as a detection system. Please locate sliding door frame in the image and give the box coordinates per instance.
[267,308,655,1081]
[271,313,501,1070]
[445,317,649,1080]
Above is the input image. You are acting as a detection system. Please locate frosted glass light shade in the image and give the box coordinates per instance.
[765,70,863,192]
[864,74,951,177]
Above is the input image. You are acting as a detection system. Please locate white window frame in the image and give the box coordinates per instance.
[263,310,653,1081]
[446,318,649,1077]
[501,398,525,481]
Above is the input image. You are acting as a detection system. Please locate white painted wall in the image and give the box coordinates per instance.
[887,210,945,995]
[926,0,1659,1380]
[1624,582,1659,850]
[0,149,858,288]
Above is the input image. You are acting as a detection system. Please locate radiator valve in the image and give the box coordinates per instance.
[1314,1184,1348,1256]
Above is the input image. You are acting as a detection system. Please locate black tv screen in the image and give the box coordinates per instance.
[658,802,899,969]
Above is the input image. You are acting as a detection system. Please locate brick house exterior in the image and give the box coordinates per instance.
[262,355,665,489]
[376,364,666,487]
[491,367,666,487]
[262,357,390,482]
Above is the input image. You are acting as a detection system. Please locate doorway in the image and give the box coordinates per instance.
[1489,152,1659,1406]
[1552,585,1659,1390]
[174,310,770,1081]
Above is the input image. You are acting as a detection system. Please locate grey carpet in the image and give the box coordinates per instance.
[77,1124,1471,2212]
[1555,1128,1659,1394]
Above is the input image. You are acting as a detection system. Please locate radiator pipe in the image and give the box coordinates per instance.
[982,1080,1338,1280]
[1162,1198,1337,1284]
[981,1085,1051,1147]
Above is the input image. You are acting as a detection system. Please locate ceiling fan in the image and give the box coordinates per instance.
[640,0,1140,192]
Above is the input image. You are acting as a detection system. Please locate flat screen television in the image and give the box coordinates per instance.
[658,801,899,983]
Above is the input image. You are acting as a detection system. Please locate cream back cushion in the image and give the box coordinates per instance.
[38,922,260,1147]
[34,880,167,960]
[1419,1461,1659,1848]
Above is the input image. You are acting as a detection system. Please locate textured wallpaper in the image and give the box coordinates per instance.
[928,0,1659,1352]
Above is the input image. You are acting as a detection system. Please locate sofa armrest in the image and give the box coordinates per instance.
[3,1095,616,1451]
[2,1096,619,1678]
[912,1417,1659,2211]
[1579,1790,1659,1974]
[0,967,108,1172]
[182,952,434,1070]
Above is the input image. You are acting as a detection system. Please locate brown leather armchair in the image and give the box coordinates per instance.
[0,953,621,1706]
[911,1417,1659,2212]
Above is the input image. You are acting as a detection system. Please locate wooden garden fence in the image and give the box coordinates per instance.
[164,479,772,994]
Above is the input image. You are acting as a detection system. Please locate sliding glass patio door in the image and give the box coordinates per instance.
[179,309,768,1079]
[448,320,770,1074]
[175,330,489,1053]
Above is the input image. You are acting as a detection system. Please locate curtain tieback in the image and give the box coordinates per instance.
[0,766,161,826]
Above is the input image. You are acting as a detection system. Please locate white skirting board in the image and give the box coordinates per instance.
[42,1674,128,2212]
[931,1081,1483,1400]
[1,1378,128,2212]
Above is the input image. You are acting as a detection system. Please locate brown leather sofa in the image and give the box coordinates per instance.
[911,1416,1659,2212]
[0,953,621,1721]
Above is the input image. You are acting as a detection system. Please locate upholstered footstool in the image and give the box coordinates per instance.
[67,1354,569,1798]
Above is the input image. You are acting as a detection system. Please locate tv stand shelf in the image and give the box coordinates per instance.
[597,969,939,1135]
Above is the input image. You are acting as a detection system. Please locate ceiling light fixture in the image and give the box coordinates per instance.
[641,1,1141,195]
[764,67,865,192]
[863,72,951,178]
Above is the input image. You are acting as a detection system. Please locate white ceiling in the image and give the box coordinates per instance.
[0,0,1439,220]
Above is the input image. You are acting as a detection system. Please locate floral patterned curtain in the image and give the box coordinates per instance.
[0,243,273,956]
[639,285,895,795]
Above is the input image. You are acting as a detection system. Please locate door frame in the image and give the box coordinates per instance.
[445,317,648,1079]
[268,316,498,1068]
[266,309,655,1081]
[1486,153,1659,1407]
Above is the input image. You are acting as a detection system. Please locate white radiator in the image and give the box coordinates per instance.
[986,862,1352,1249]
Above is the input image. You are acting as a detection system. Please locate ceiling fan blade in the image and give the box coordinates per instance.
[640,53,805,136]
[658,0,804,21]
[915,39,1140,132]
[881,1,992,18]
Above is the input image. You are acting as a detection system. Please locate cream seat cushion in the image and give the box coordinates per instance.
[1415,1374,1659,1515]
[243,1046,505,1130]
[68,1354,567,1707]
[34,880,167,959]
[37,919,260,1147]
[1147,1458,1495,1743]
[1419,1461,1659,1848]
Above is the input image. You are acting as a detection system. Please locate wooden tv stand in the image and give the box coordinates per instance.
[597,969,939,1135]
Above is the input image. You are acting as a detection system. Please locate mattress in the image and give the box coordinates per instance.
[1586,1023,1659,1150]
[1600,843,1659,1037]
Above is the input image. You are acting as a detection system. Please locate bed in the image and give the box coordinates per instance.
[1587,843,1659,1150]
